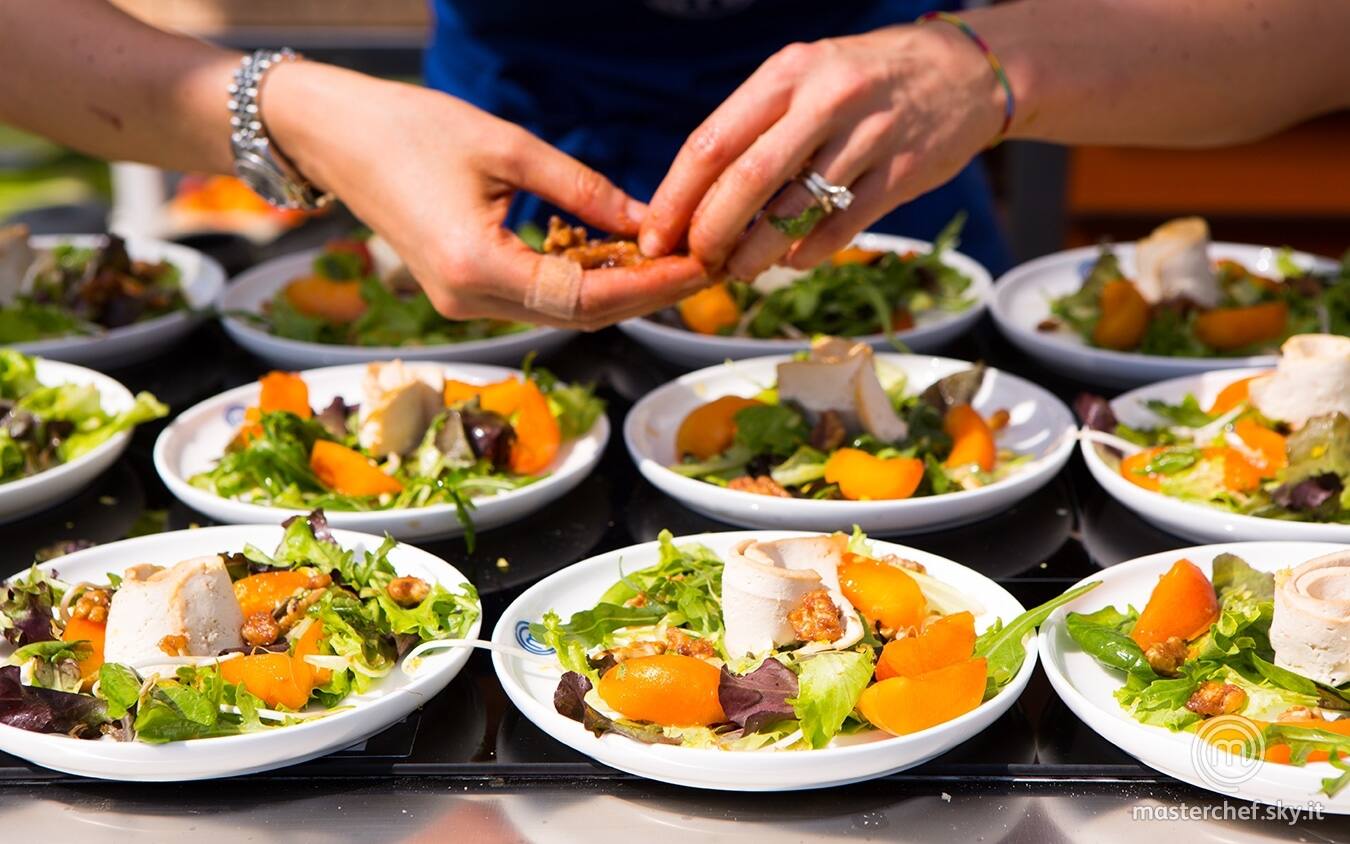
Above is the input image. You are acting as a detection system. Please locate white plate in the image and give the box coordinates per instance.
[0,359,138,523]
[1081,367,1350,544]
[492,530,1032,791]
[625,354,1076,534]
[1038,541,1350,813]
[617,233,992,370]
[0,523,481,781]
[219,249,576,368]
[10,234,225,369]
[154,361,609,541]
[991,242,1338,389]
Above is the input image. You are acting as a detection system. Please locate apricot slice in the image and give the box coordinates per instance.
[1091,279,1150,350]
[1208,374,1262,415]
[220,620,327,710]
[233,570,312,617]
[1263,717,1350,764]
[944,404,996,472]
[310,440,403,497]
[824,448,925,501]
[596,654,725,727]
[443,377,561,474]
[839,554,928,634]
[1119,447,1164,492]
[1130,559,1220,650]
[1233,419,1287,477]
[677,283,740,335]
[258,371,312,419]
[675,396,762,460]
[1194,301,1288,351]
[61,616,105,685]
[857,657,988,736]
[283,276,368,324]
[875,611,976,681]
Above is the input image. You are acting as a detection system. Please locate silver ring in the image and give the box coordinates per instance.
[798,170,854,213]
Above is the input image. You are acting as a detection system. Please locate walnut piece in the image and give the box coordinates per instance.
[808,409,847,452]
[158,634,188,656]
[787,588,845,643]
[1143,636,1189,677]
[541,216,645,270]
[665,627,716,660]
[1185,681,1247,717]
[386,576,431,608]
[728,475,792,498]
[606,640,666,663]
[241,611,281,647]
[71,587,111,624]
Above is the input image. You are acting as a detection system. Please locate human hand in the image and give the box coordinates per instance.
[639,25,1004,280]
[262,63,707,329]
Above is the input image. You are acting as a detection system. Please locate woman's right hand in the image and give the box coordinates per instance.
[261,61,707,329]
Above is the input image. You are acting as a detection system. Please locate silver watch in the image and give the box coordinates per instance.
[228,49,332,211]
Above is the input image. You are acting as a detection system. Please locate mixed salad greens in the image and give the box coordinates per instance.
[189,359,603,541]
[1078,373,1349,525]
[672,339,1029,500]
[658,215,974,340]
[0,228,187,343]
[0,349,167,484]
[0,511,479,743]
[1066,553,1350,797]
[240,231,530,347]
[533,529,1092,751]
[1045,226,1349,357]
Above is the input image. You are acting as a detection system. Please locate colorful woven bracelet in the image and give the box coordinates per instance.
[917,10,1015,146]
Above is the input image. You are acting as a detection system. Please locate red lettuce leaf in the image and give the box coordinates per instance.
[0,665,109,738]
[719,658,799,733]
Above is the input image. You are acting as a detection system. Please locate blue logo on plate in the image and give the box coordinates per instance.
[516,621,555,655]
[225,403,247,426]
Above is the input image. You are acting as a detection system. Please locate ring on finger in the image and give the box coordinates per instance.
[769,169,854,238]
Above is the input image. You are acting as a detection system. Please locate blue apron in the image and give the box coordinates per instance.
[425,0,1010,274]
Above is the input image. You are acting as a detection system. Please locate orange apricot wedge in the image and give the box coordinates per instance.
[824,449,925,501]
[258,371,312,419]
[61,616,105,685]
[1233,419,1287,477]
[220,620,327,710]
[677,283,740,335]
[596,654,725,727]
[676,396,763,461]
[857,657,988,736]
[1208,375,1262,415]
[233,570,313,617]
[1092,279,1150,350]
[309,440,403,497]
[875,611,976,681]
[1130,559,1220,650]
[839,554,928,634]
[1194,301,1288,351]
[283,276,368,323]
[944,404,996,472]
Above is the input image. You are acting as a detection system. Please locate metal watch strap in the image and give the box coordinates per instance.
[228,49,332,210]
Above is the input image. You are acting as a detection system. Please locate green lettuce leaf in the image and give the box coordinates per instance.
[789,650,874,749]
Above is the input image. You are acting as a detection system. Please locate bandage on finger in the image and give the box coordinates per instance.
[525,254,584,320]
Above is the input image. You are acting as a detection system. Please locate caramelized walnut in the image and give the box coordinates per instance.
[809,410,847,452]
[71,588,111,624]
[541,216,645,270]
[606,640,666,663]
[158,634,188,656]
[728,475,792,498]
[665,627,717,660]
[1185,681,1247,717]
[788,588,845,643]
[241,611,281,647]
[386,576,431,608]
[1144,636,1189,677]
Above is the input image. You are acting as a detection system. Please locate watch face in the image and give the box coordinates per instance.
[234,152,299,209]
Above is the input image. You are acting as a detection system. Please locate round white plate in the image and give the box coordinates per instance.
[219,249,575,368]
[11,234,225,369]
[618,233,992,370]
[625,354,1076,534]
[1038,541,1350,814]
[0,523,481,781]
[154,361,609,541]
[0,359,137,524]
[1081,367,1350,544]
[991,242,1338,389]
[493,530,1032,791]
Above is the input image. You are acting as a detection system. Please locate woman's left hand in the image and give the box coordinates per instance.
[638,25,1005,280]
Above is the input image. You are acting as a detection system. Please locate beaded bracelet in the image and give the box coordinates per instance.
[917,11,1015,146]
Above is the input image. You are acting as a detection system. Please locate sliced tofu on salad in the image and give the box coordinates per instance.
[532,530,1091,751]
[0,511,480,743]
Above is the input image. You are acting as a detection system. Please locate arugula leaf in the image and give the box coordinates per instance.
[789,650,874,749]
[733,404,809,457]
[1065,608,1155,678]
[975,581,1102,699]
[769,206,825,239]
[1145,396,1215,428]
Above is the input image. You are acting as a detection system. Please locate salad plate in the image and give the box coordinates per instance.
[1079,342,1350,544]
[493,529,1075,790]
[1038,541,1350,813]
[991,219,1342,388]
[0,514,481,781]
[0,230,225,368]
[219,244,575,369]
[618,230,992,370]
[154,360,609,541]
[624,347,1075,534]
[0,351,166,523]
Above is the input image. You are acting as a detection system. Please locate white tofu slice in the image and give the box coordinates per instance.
[1248,334,1350,428]
[0,224,36,306]
[365,233,419,293]
[750,264,809,296]
[721,535,863,658]
[357,360,446,457]
[776,338,908,443]
[1270,550,1350,687]
[103,555,245,668]
[1133,217,1219,308]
